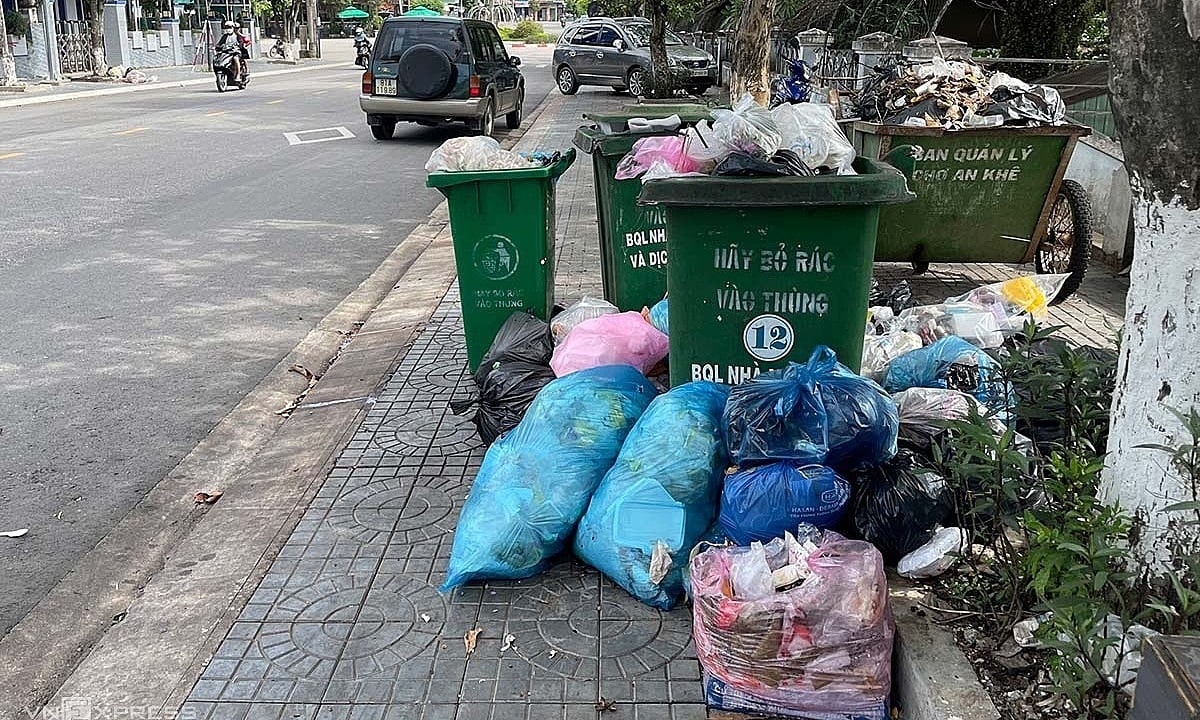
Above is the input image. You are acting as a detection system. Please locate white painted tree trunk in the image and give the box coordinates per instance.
[0,54,17,86]
[1102,193,1200,566]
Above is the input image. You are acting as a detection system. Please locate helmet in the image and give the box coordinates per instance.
[222,20,235,29]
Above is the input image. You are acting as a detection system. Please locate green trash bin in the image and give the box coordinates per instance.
[573,106,713,312]
[639,156,914,386]
[427,149,576,372]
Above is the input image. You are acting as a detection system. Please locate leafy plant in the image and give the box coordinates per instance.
[411,0,446,11]
[5,10,30,38]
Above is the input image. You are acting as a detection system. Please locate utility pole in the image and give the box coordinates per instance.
[41,0,62,82]
[305,0,319,58]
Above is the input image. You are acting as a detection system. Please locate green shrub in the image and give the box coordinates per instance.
[5,10,30,38]
[510,20,543,39]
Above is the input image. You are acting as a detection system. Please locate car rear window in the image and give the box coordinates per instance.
[375,21,468,61]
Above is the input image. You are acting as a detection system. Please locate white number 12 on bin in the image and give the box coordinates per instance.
[743,314,794,362]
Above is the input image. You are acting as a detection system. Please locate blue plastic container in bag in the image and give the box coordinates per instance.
[574,381,730,609]
[441,365,657,591]
[718,462,851,545]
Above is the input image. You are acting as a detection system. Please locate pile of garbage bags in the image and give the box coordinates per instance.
[614,94,857,181]
[426,137,564,172]
[857,56,1068,130]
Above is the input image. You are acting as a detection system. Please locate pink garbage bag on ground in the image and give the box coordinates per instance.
[691,530,894,719]
[550,312,669,377]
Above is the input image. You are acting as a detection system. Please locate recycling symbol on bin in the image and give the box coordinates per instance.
[473,235,520,281]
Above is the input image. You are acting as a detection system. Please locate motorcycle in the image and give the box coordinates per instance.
[267,38,287,59]
[213,48,249,92]
[769,56,812,108]
[354,37,372,68]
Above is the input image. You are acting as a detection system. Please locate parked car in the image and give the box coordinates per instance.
[552,16,716,97]
[359,15,525,140]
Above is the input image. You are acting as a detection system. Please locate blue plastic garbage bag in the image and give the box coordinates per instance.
[648,297,669,335]
[573,382,730,609]
[723,346,899,469]
[718,463,850,544]
[441,365,657,591]
[884,336,1010,411]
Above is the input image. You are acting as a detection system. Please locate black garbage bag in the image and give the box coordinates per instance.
[472,361,557,444]
[981,85,1066,126]
[714,149,815,177]
[868,278,916,314]
[850,450,951,563]
[474,312,553,386]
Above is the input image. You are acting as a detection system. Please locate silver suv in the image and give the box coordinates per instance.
[553,17,716,97]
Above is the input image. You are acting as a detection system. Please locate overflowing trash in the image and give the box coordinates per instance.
[643,296,669,335]
[850,450,951,564]
[692,528,894,720]
[550,311,669,377]
[868,278,915,315]
[771,103,857,176]
[426,137,551,172]
[551,296,619,344]
[857,56,1067,130]
[574,382,730,610]
[885,336,1010,412]
[441,365,656,591]
[719,463,850,544]
[861,325,923,383]
[723,346,898,470]
[473,312,553,386]
[892,387,1004,450]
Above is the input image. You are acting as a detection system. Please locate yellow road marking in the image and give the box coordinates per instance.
[266,99,284,104]
[116,127,147,135]
[0,152,23,160]
[206,110,227,117]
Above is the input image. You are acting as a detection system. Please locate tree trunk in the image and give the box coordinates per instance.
[83,0,108,74]
[729,0,774,105]
[0,10,19,87]
[1101,0,1200,569]
[646,0,670,98]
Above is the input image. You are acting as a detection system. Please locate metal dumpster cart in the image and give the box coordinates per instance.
[854,123,1093,301]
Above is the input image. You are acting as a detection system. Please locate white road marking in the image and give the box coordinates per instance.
[535,63,548,68]
[283,126,356,146]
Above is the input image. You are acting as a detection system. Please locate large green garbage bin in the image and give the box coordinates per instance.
[639,156,914,386]
[427,149,576,372]
[573,105,713,311]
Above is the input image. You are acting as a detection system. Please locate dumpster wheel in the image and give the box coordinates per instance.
[1035,178,1092,304]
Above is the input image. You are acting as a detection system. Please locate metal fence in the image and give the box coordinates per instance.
[56,20,93,74]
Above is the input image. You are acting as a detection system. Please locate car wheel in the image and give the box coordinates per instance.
[627,67,647,97]
[476,98,495,137]
[371,122,395,140]
[505,90,524,130]
[556,65,579,95]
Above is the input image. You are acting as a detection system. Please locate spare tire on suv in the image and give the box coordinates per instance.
[399,44,456,99]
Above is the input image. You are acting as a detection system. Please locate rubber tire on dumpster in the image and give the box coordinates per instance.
[1035,178,1092,304]
[400,44,455,99]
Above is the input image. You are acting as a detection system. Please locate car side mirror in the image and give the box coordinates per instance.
[509,56,522,66]
[613,39,625,51]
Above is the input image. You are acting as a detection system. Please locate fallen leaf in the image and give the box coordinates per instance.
[464,628,482,655]
[0,528,29,538]
[548,650,557,658]
[500,634,515,652]
[112,612,127,623]
[595,698,617,712]
[193,491,223,505]
[288,364,317,382]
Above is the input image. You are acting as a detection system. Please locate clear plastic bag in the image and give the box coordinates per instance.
[723,346,899,470]
[711,94,783,158]
[441,366,657,591]
[573,382,731,610]
[614,135,703,180]
[770,102,857,175]
[718,463,850,544]
[681,119,734,167]
[897,526,966,579]
[551,296,619,344]
[945,273,1071,324]
[892,387,1005,449]
[899,302,1005,348]
[425,136,535,172]
[550,312,669,377]
[692,531,894,718]
[861,328,923,383]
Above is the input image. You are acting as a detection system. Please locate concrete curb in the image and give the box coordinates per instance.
[0,62,350,110]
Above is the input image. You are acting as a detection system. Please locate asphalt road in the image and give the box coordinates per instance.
[0,46,555,638]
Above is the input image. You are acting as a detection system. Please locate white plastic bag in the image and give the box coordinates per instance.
[729,541,775,600]
[551,296,619,344]
[425,137,535,172]
[898,302,1006,347]
[710,94,782,158]
[944,273,1071,324]
[897,526,966,578]
[770,103,857,175]
[861,328,923,382]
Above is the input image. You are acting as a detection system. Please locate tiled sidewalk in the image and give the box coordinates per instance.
[179,90,1129,720]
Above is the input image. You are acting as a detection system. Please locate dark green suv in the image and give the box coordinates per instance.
[360,16,525,140]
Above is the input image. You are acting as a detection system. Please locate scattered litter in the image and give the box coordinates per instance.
[0,528,29,538]
[595,698,617,712]
[897,526,966,578]
[550,312,668,377]
[426,137,535,172]
[464,628,482,655]
[548,649,557,658]
[193,491,223,505]
[112,611,127,624]
[551,296,618,344]
[420,613,431,623]
[892,387,1004,450]
[287,364,317,382]
[500,633,516,652]
[1012,615,1049,649]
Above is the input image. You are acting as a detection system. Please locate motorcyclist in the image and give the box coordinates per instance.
[215,21,244,81]
[236,22,252,73]
[353,25,371,66]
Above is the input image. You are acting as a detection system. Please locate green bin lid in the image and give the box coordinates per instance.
[637,156,915,207]
[573,125,672,157]
[425,148,576,189]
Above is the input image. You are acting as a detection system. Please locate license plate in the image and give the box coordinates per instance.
[691,68,710,76]
[375,78,397,96]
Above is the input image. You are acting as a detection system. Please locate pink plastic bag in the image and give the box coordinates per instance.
[691,531,894,718]
[614,136,702,180]
[550,312,669,377]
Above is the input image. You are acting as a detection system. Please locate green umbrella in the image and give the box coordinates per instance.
[336,6,370,19]
[402,6,440,15]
